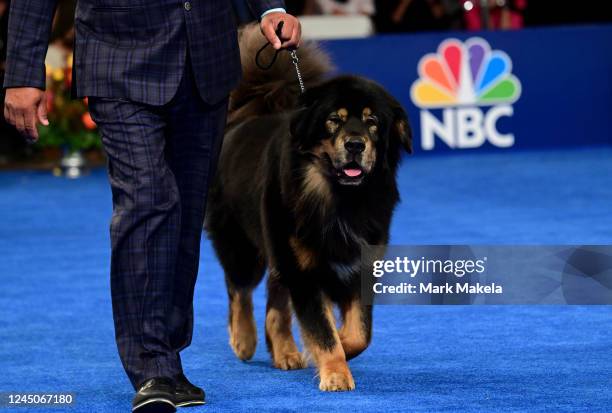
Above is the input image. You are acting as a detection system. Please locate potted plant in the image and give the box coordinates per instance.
[37,52,102,177]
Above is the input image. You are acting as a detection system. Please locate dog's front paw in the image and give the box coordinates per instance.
[230,333,256,360]
[229,321,257,361]
[319,363,355,391]
[273,351,306,370]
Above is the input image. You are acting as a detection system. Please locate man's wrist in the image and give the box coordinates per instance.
[261,8,286,19]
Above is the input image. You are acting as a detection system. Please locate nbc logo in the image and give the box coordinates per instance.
[410,38,522,150]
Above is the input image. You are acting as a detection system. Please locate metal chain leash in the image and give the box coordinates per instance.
[289,50,305,94]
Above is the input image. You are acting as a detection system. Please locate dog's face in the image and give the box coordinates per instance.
[317,106,379,186]
[291,76,412,187]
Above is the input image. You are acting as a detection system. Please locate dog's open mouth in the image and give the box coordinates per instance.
[335,161,364,185]
[342,165,363,178]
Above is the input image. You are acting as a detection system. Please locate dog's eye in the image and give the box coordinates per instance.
[328,115,343,124]
[365,116,378,126]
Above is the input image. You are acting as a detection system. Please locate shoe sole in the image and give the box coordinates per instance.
[176,400,206,408]
[132,398,176,413]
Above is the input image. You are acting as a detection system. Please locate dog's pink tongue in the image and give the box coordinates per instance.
[343,168,362,177]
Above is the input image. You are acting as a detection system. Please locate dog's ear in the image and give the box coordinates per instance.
[388,97,413,154]
[290,86,326,147]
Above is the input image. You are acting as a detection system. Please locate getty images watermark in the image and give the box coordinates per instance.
[372,255,494,295]
[360,245,612,305]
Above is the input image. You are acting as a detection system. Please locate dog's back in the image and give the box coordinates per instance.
[227,23,333,126]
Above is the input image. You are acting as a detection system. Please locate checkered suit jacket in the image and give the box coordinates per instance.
[3,0,285,104]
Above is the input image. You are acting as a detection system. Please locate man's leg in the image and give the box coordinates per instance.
[163,65,228,353]
[89,98,183,389]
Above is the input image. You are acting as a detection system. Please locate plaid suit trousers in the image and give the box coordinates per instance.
[88,60,227,389]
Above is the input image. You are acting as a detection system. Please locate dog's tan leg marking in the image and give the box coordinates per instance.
[302,298,355,391]
[228,290,257,360]
[339,299,369,360]
[266,276,305,370]
[266,306,305,370]
[289,236,318,271]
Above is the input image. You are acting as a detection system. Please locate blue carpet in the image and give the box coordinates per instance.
[1,147,612,412]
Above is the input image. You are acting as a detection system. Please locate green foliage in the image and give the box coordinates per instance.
[35,60,101,153]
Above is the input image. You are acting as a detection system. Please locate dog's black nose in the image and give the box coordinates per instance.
[344,138,365,154]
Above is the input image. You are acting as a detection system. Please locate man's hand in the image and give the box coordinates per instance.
[260,12,301,50]
[3,87,49,143]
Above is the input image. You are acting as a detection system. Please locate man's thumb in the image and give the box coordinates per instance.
[37,95,49,126]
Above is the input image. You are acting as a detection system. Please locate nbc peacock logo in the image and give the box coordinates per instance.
[410,38,522,150]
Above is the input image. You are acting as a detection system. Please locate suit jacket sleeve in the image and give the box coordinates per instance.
[245,0,286,19]
[3,0,58,89]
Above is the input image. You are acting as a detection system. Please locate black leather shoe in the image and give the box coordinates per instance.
[132,377,176,413]
[174,373,205,408]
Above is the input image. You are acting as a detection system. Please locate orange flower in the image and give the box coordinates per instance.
[65,68,73,89]
[82,112,96,130]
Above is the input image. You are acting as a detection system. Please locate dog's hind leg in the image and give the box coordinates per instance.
[209,215,265,361]
[339,298,372,360]
[265,274,305,370]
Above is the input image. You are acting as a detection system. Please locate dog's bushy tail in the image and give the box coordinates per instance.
[228,23,333,126]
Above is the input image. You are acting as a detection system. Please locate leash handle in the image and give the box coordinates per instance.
[255,21,284,70]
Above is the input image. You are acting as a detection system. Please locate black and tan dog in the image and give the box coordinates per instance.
[205,25,412,391]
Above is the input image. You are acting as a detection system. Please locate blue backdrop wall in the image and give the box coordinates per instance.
[323,25,612,153]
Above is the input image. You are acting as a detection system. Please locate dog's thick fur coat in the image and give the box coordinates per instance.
[205,24,412,391]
